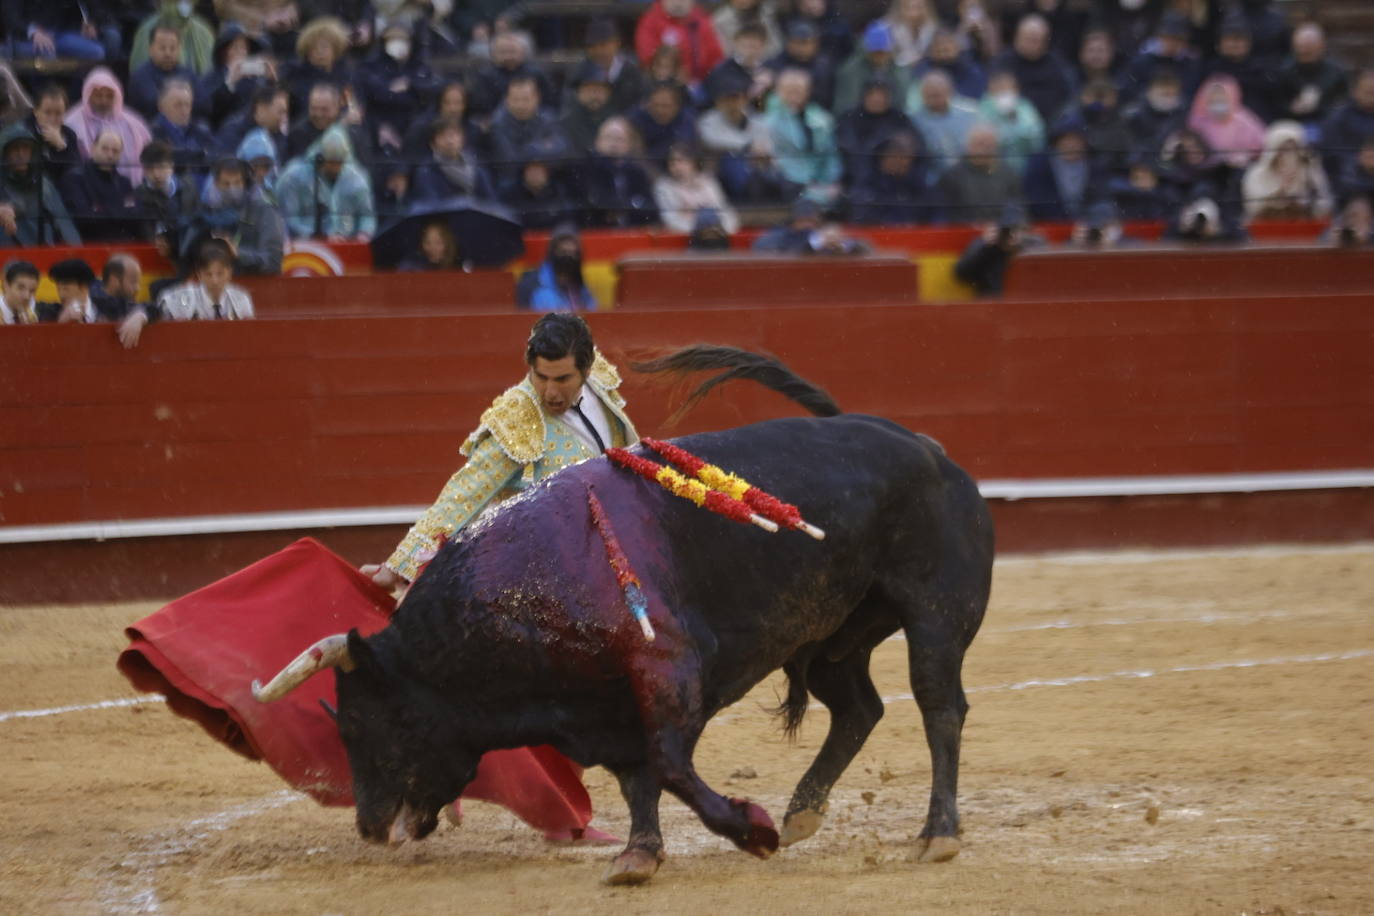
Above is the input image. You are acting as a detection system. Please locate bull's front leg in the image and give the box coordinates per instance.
[626,659,779,859]
[602,765,666,886]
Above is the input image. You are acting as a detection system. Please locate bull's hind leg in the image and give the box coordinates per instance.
[780,643,886,847]
[904,632,971,863]
[602,765,666,886]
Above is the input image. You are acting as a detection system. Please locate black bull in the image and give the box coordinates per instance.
[255,349,994,885]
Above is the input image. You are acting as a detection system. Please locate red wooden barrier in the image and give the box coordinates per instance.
[1003,244,1374,300]
[240,270,516,316]
[614,253,919,309]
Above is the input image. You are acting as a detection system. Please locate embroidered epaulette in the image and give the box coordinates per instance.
[589,351,626,409]
[461,386,545,463]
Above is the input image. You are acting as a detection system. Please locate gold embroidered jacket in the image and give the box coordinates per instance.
[385,353,638,580]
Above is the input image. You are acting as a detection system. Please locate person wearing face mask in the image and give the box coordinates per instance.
[516,225,598,311]
[179,157,285,275]
[1199,15,1277,123]
[0,125,80,246]
[130,0,218,75]
[975,68,1044,176]
[1070,78,1132,176]
[1186,74,1265,171]
[357,21,442,155]
[1122,68,1187,159]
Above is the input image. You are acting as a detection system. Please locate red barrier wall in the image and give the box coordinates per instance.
[3,295,1371,531]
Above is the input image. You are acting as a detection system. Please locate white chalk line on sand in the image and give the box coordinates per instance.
[0,694,163,723]
[97,789,305,915]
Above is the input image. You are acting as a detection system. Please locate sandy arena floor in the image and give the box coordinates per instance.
[2,545,1372,915]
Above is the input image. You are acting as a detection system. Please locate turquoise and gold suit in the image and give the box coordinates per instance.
[386,353,638,580]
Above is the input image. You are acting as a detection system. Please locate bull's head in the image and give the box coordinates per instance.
[252,630,481,847]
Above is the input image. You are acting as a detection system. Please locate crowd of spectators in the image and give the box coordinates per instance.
[1,0,1372,280]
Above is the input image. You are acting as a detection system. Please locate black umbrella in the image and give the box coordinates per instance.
[370,196,526,269]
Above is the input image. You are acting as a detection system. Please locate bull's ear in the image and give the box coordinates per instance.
[345,628,377,675]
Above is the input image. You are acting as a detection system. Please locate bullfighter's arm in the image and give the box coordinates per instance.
[384,434,523,581]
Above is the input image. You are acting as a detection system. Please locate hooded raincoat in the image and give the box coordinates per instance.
[64,69,153,183]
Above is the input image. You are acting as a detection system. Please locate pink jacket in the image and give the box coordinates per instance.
[64,68,152,184]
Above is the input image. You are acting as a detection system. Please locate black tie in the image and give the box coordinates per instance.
[213,302,223,319]
[569,398,606,453]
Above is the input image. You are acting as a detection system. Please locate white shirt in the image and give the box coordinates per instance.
[559,384,613,454]
[0,297,16,324]
[157,281,255,321]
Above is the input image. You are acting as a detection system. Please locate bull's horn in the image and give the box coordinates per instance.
[251,634,355,703]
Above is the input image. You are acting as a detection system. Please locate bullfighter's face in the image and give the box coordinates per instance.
[529,355,585,417]
[335,631,481,847]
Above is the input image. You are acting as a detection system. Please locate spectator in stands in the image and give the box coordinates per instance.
[1111,152,1168,221]
[1273,24,1347,136]
[1023,114,1105,222]
[849,130,933,224]
[26,84,81,182]
[999,0,1088,66]
[976,69,1045,176]
[1121,13,1198,107]
[39,258,146,324]
[706,23,776,109]
[580,18,644,116]
[1200,15,1277,124]
[1071,78,1133,177]
[912,26,987,101]
[697,74,786,204]
[489,76,570,187]
[580,117,658,228]
[59,130,144,243]
[130,25,201,122]
[502,146,575,230]
[398,222,462,272]
[1075,26,1121,89]
[1096,0,1163,62]
[3,0,121,62]
[469,32,555,119]
[635,0,725,87]
[907,70,981,181]
[288,83,371,165]
[764,68,841,205]
[404,82,478,163]
[1241,120,1332,222]
[411,116,498,202]
[630,82,698,169]
[136,141,198,248]
[284,17,354,117]
[1336,138,1374,205]
[217,85,289,162]
[157,240,255,320]
[783,0,852,65]
[95,253,153,347]
[1327,193,1373,247]
[1228,0,1289,66]
[131,0,217,74]
[937,123,1021,223]
[835,22,911,117]
[1159,128,1246,243]
[1188,74,1265,170]
[653,142,738,234]
[953,202,1036,296]
[515,224,595,311]
[752,196,818,252]
[767,21,837,113]
[561,63,615,156]
[712,0,783,61]
[356,20,443,155]
[65,70,153,185]
[646,45,700,107]
[993,14,1076,126]
[1066,198,1128,249]
[882,0,937,68]
[1123,68,1187,159]
[236,128,280,203]
[1,260,40,325]
[180,157,285,275]
[836,76,915,186]
[217,0,306,60]
[276,126,375,241]
[1320,70,1374,183]
[151,80,216,176]
[0,125,79,246]
[199,24,275,129]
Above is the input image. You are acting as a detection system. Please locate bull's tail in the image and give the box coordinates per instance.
[774,657,811,741]
[631,345,841,426]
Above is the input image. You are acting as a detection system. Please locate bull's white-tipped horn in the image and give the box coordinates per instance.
[252,634,355,703]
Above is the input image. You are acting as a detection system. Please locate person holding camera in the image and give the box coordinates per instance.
[953,202,1040,296]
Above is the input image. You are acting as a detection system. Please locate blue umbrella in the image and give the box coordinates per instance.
[371,196,526,269]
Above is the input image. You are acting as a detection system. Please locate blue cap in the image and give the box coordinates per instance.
[863,21,894,53]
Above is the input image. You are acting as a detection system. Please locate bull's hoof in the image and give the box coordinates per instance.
[444,801,463,828]
[914,835,961,863]
[601,848,664,886]
[779,808,825,847]
[731,798,779,859]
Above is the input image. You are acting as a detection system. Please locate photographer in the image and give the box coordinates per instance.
[953,203,1040,296]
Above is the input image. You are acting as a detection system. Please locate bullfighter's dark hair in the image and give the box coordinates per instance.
[4,260,39,285]
[526,313,595,374]
[631,345,841,427]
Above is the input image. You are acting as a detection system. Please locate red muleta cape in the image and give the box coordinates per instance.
[117,537,592,832]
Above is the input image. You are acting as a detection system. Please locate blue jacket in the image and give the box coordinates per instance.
[354,53,443,137]
[1023,151,1108,222]
[151,114,216,174]
[59,162,144,241]
[762,96,841,189]
[410,156,498,204]
[525,262,595,311]
[128,62,202,121]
